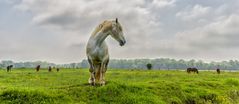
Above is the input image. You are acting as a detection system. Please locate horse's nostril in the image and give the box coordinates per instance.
[119,40,125,46]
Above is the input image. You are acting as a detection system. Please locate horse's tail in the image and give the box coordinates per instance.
[95,65,101,81]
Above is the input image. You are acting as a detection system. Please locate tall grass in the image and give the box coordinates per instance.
[0,69,238,104]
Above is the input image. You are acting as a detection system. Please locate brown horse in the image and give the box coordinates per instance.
[36,65,40,72]
[187,67,199,74]
[56,68,60,72]
[216,68,220,74]
[7,65,13,72]
[48,66,52,72]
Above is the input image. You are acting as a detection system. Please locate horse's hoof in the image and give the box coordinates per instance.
[89,78,95,86]
[91,83,96,86]
[100,81,105,86]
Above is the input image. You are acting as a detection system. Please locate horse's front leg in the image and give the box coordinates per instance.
[89,67,95,86]
[100,59,109,86]
[99,63,105,86]
[88,59,95,86]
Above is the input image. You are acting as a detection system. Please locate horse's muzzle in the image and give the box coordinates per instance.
[119,40,126,46]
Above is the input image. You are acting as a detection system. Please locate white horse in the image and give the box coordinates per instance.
[86,18,126,86]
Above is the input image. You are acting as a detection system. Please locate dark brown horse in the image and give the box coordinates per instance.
[187,67,199,74]
[36,65,40,72]
[56,68,60,72]
[48,66,52,72]
[216,68,220,74]
[7,65,13,72]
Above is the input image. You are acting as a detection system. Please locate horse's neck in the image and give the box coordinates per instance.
[90,30,109,47]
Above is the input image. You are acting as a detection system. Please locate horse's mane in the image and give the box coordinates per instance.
[91,20,113,36]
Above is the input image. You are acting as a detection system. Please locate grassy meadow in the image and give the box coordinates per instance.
[0,68,239,104]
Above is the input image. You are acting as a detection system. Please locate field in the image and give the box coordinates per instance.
[0,69,239,104]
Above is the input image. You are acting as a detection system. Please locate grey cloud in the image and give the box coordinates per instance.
[176,5,211,21]
[1,0,238,63]
[174,14,239,52]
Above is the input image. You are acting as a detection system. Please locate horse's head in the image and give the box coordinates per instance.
[110,18,126,46]
[10,65,13,68]
[93,18,126,46]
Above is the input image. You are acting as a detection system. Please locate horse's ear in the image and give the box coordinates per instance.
[116,18,118,23]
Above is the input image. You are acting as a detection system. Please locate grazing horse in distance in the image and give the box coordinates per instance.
[86,18,126,86]
[216,68,220,74]
[187,67,199,74]
[192,68,199,74]
[48,66,52,72]
[7,65,13,72]
[56,68,60,72]
[186,68,191,73]
[36,65,40,72]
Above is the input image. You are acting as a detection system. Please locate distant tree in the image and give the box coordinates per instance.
[146,63,152,70]
[1,60,14,67]
[0,63,3,68]
[81,59,89,68]
[70,63,76,68]
[188,59,195,67]
[3,58,239,70]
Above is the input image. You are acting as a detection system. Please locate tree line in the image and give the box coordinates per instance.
[1,58,239,70]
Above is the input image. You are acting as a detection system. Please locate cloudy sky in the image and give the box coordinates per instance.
[0,0,239,63]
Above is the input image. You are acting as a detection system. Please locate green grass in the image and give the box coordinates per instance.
[0,69,239,104]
